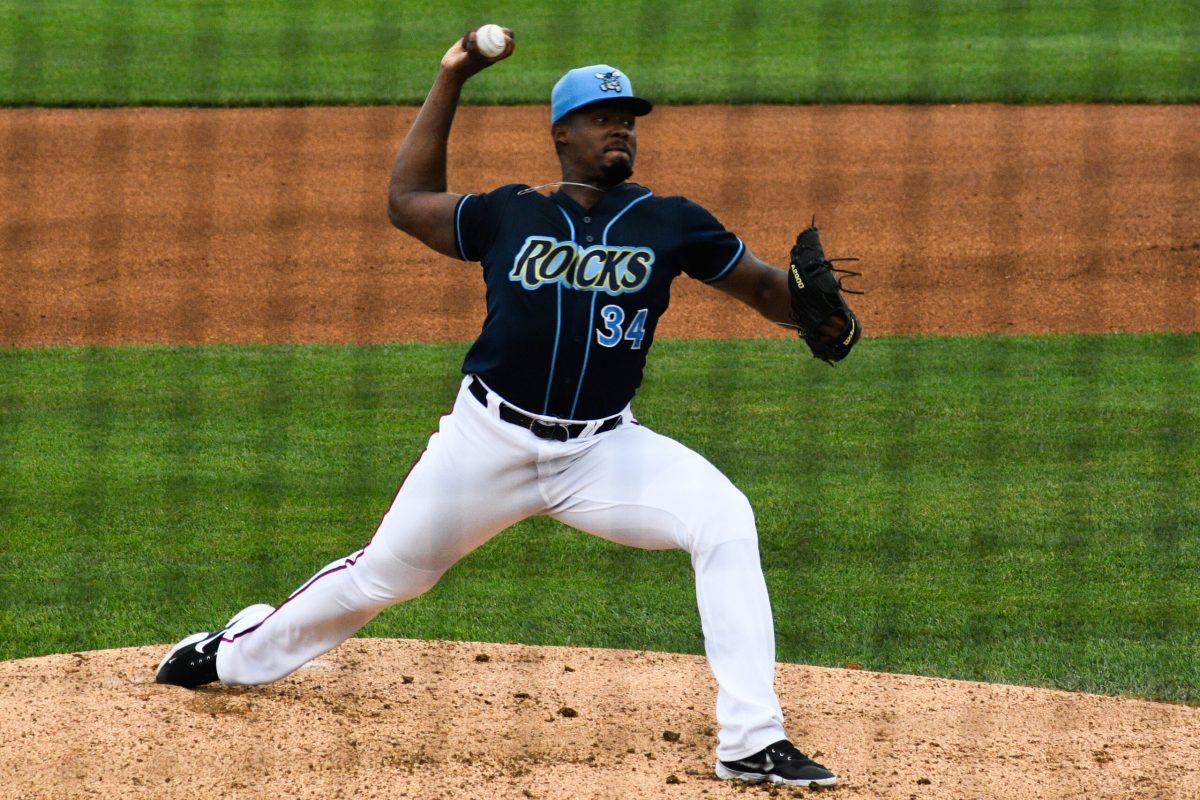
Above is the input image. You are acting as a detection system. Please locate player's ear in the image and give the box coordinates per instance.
[551,122,570,154]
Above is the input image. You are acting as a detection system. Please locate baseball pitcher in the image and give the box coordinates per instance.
[156,28,860,789]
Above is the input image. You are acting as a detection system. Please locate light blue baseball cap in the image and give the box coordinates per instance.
[550,65,653,124]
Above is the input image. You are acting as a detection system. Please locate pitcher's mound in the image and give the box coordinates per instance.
[2,638,1197,799]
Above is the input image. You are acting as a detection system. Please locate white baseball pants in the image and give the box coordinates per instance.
[217,376,787,760]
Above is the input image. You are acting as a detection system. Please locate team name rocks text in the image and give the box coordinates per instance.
[510,236,654,295]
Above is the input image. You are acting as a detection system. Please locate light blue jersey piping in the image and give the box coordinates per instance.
[453,194,475,261]
[602,190,653,242]
[543,206,575,414]
[704,238,745,283]
[569,190,654,418]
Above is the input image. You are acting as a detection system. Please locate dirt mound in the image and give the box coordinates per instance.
[1,104,1196,347]
[2,638,1197,799]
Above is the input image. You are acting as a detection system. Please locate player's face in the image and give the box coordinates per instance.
[557,105,638,186]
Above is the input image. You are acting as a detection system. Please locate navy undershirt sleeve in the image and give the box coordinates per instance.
[453,185,522,263]
[676,197,746,283]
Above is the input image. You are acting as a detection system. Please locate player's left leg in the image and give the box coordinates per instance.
[546,420,836,785]
[544,421,790,762]
[158,378,548,689]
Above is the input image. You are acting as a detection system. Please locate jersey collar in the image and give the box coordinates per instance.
[551,182,650,217]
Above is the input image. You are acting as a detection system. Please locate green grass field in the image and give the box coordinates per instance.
[2,337,1198,701]
[1,0,1196,712]
[1,0,1196,105]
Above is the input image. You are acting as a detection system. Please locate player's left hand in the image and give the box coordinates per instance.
[786,221,863,364]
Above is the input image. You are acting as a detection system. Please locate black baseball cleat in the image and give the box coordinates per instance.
[155,629,223,688]
[716,739,838,788]
[155,604,273,688]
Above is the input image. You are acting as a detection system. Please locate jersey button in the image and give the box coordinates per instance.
[585,235,594,242]
[583,216,591,223]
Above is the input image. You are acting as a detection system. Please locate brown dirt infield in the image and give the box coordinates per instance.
[3,640,1199,800]
[1,104,1196,346]
[2,104,1199,798]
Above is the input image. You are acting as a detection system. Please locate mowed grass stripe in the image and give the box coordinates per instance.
[1,0,1196,105]
[1,336,1198,701]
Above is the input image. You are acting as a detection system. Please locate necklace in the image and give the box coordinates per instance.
[516,181,605,196]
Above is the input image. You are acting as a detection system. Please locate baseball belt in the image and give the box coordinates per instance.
[468,376,623,442]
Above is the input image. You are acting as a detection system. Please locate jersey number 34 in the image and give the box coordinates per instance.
[597,305,648,350]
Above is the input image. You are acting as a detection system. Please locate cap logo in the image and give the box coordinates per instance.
[594,70,623,93]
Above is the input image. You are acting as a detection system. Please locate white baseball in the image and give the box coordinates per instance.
[475,24,507,58]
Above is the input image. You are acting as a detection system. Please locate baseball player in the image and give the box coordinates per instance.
[156,29,860,789]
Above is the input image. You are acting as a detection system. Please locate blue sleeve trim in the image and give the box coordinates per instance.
[704,238,745,284]
[453,194,475,261]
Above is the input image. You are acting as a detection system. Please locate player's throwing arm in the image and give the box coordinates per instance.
[386,25,515,257]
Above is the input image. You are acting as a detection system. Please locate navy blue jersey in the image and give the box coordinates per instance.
[454,182,744,420]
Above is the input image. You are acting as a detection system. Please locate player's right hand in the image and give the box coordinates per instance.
[441,27,514,78]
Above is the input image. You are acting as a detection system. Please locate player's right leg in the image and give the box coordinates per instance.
[156,377,545,688]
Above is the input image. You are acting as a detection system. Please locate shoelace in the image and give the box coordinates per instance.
[767,742,816,764]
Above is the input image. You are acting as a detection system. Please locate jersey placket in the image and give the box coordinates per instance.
[543,207,572,415]
[569,192,653,418]
[567,209,600,418]
[544,204,590,418]
[544,189,651,420]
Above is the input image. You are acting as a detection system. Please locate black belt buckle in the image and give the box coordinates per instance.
[530,419,571,442]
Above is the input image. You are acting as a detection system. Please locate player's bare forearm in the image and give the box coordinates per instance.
[389,69,463,198]
[712,250,794,327]
[715,249,846,336]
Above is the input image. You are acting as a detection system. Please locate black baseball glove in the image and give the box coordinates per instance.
[787,220,862,364]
